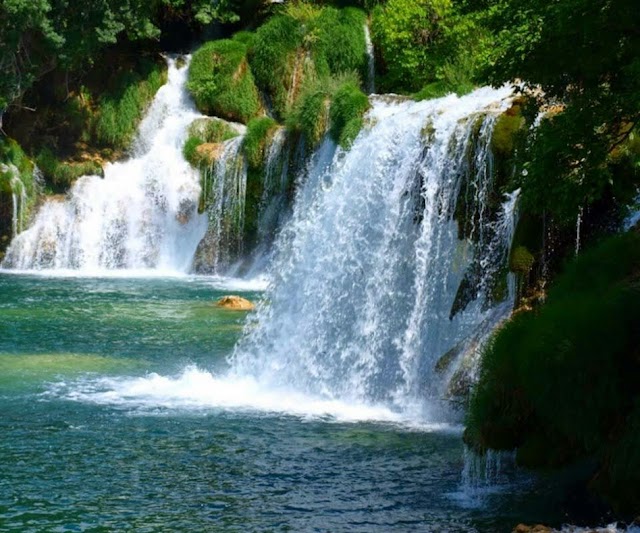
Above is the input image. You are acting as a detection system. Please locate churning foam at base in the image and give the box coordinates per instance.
[53,365,459,429]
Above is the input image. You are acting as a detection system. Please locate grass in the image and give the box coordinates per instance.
[188,38,262,124]
[243,117,279,169]
[93,60,166,150]
[36,148,104,188]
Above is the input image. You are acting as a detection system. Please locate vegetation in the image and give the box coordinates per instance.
[0,137,38,252]
[466,232,640,513]
[329,82,369,149]
[187,37,262,124]
[183,118,239,167]
[371,0,452,93]
[243,117,279,169]
[93,62,166,150]
[249,4,367,120]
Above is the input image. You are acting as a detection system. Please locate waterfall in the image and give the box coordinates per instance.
[194,136,248,273]
[257,128,291,246]
[9,173,27,237]
[575,205,583,255]
[231,86,517,419]
[2,57,207,274]
[364,22,376,94]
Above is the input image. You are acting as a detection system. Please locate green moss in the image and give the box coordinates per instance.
[329,82,369,148]
[243,117,279,169]
[183,136,205,167]
[509,245,535,274]
[188,39,262,123]
[248,14,304,120]
[287,78,331,148]
[492,108,526,157]
[36,148,104,188]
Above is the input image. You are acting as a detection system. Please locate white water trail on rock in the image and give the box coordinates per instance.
[229,86,517,422]
[364,22,376,94]
[2,57,207,275]
[195,136,248,273]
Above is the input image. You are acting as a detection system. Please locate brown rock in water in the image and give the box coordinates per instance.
[215,295,255,311]
[513,525,554,533]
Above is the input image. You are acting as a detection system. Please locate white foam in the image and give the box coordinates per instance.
[55,365,460,429]
[0,267,188,279]
[202,275,269,292]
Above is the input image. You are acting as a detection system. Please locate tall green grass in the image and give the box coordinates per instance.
[94,61,166,150]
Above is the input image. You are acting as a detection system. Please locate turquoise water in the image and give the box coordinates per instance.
[0,274,568,531]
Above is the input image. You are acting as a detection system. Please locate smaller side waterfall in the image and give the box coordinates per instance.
[256,128,292,248]
[10,172,27,237]
[2,57,207,274]
[364,22,376,94]
[194,136,248,273]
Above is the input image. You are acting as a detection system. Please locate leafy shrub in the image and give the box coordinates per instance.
[372,0,451,93]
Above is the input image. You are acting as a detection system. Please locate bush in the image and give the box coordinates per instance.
[466,232,640,511]
[188,39,262,123]
[372,0,452,93]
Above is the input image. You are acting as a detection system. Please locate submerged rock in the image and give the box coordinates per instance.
[215,295,255,311]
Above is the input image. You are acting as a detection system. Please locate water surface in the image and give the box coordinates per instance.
[0,274,571,531]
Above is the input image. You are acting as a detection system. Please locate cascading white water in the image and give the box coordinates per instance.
[193,133,253,274]
[364,22,376,94]
[10,173,27,237]
[2,57,207,274]
[256,128,292,246]
[231,86,517,420]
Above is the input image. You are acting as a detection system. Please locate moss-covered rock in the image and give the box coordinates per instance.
[249,5,367,120]
[329,82,369,148]
[183,118,241,167]
[510,245,535,274]
[492,103,526,157]
[188,38,262,123]
[243,117,279,169]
